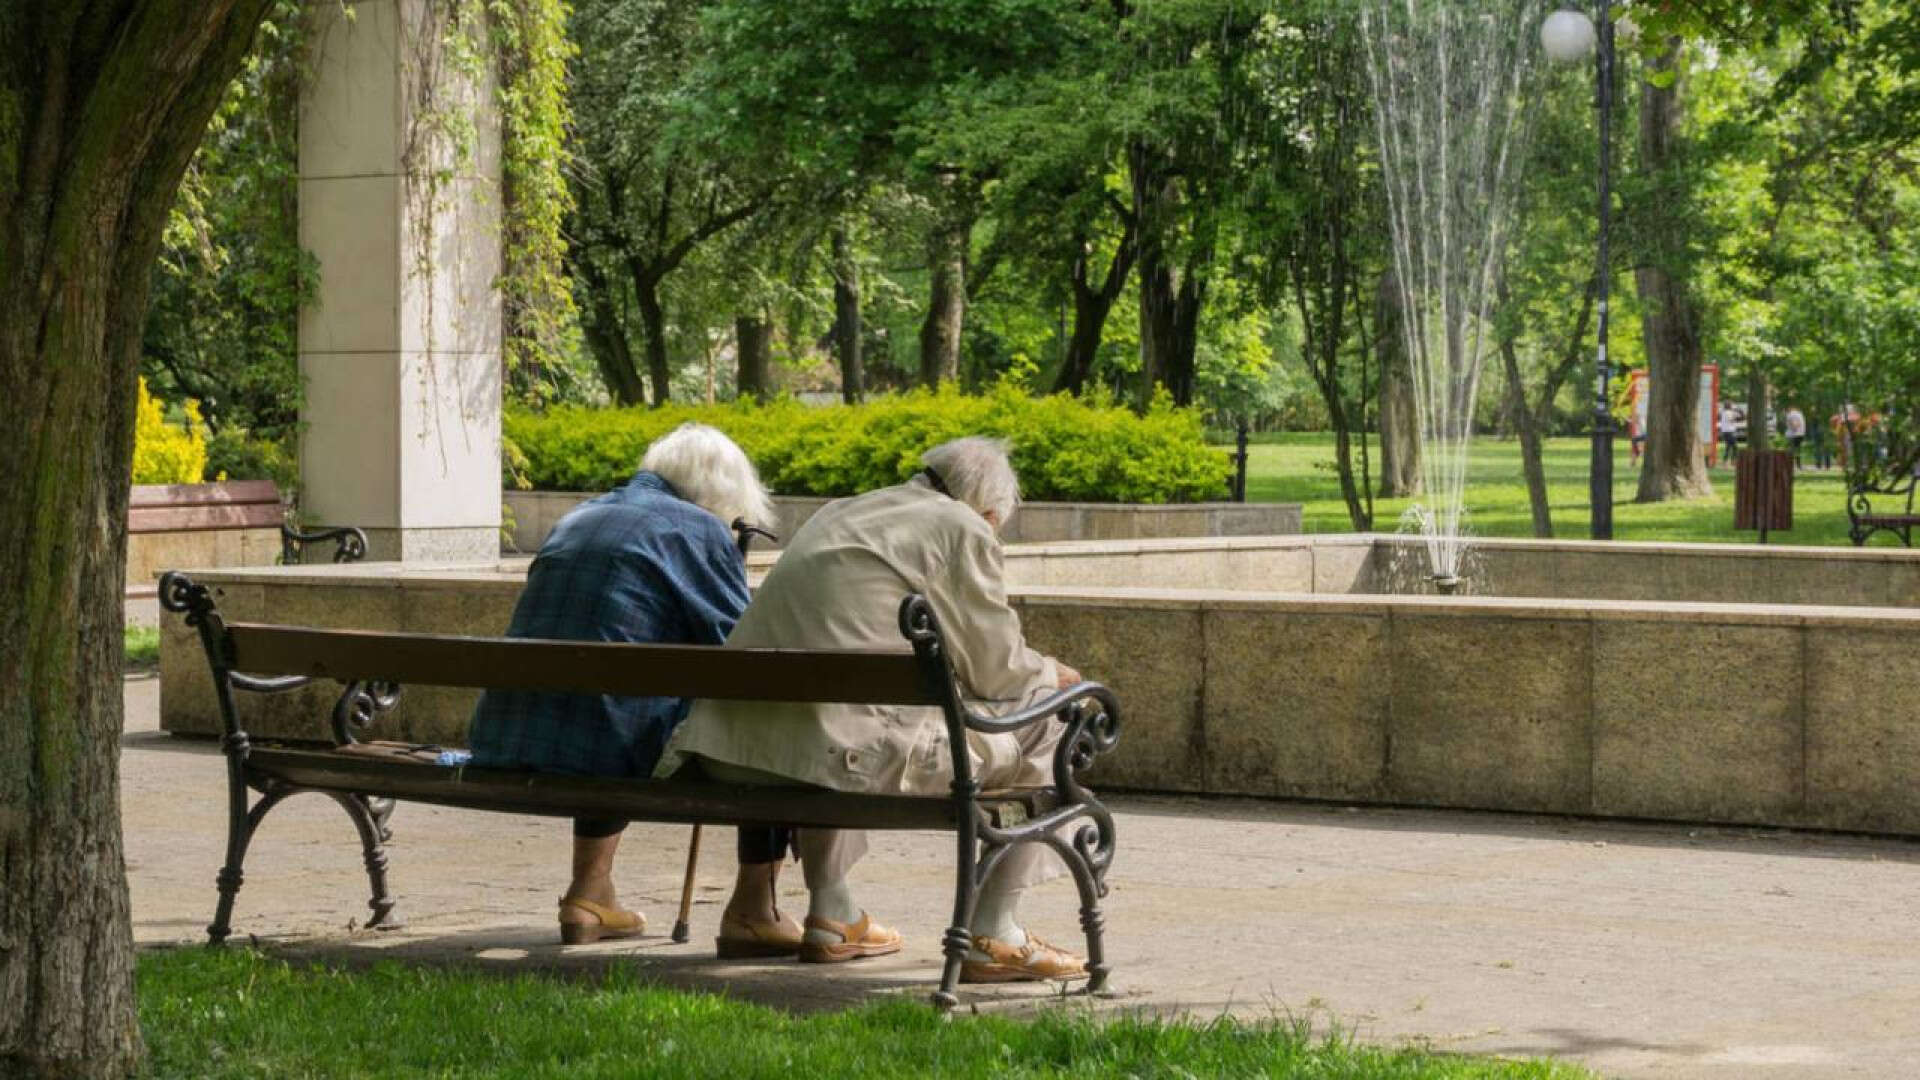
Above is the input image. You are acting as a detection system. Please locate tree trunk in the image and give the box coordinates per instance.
[1129,143,1205,408]
[633,276,672,406]
[917,215,967,387]
[1500,335,1554,537]
[1294,272,1369,531]
[576,261,646,406]
[1494,273,1594,539]
[1747,363,1769,457]
[1136,258,1206,407]
[1054,224,1137,396]
[831,226,864,403]
[1375,270,1421,497]
[2,3,275,1075]
[734,313,772,401]
[1633,41,1712,502]
[1130,142,1173,403]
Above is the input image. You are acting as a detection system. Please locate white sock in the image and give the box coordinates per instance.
[805,878,861,943]
[969,886,1027,950]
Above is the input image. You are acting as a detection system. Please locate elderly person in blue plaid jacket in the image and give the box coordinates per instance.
[469,423,800,954]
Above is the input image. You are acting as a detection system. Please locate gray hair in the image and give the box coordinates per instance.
[922,436,1020,526]
[641,423,776,530]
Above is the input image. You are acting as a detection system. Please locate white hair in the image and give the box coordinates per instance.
[922,436,1020,526]
[641,423,776,531]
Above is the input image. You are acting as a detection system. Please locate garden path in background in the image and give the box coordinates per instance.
[124,675,1919,1079]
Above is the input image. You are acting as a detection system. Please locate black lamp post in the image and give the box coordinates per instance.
[1544,3,1616,540]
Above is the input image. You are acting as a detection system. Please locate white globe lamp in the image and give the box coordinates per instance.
[1540,9,1597,63]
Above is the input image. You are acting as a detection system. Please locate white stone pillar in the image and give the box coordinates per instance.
[297,0,501,561]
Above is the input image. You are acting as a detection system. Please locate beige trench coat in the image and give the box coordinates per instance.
[655,479,1060,795]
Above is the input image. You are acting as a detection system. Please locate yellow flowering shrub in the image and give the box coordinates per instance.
[131,377,209,485]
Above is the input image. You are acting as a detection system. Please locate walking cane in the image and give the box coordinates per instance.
[671,517,779,945]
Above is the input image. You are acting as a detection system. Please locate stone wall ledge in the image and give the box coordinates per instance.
[156,536,1920,836]
[505,490,1304,552]
[1375,531,1920,565]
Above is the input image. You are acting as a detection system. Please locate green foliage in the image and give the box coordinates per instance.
[142,0,582,488]
[132,378,209,485]
[203,425,298,489]
[139,948,1589,1079]
[506,385,1230,503]
[143,1,310,444]
[486,0,582,404]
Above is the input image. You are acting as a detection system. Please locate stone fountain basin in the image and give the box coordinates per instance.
[158,534,1920,835]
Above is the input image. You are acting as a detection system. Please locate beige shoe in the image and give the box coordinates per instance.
[716,909,805,959]
[960,933,1087,983]
[558,896,646,945]
[797,912,903,964]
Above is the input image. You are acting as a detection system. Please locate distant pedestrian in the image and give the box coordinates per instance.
[1718,402,1741,465]
[1784,405,1807,468]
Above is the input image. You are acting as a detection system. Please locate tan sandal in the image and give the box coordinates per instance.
[558,896,646,945]
[797,912,903,964]
[960,932,1087,983]
[716,910,805,959]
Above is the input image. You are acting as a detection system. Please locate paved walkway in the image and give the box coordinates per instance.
[124,676,1920,1078]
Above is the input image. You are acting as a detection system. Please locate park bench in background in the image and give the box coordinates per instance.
[160,571,1122,1009]
[129,481,367,615]
[130,480,368,563]
[1847,469,1920,547]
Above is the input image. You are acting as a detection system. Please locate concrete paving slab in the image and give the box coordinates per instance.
[122,675,1920,1078]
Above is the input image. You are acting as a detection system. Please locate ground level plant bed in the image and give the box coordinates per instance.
[139,948,1589,1079]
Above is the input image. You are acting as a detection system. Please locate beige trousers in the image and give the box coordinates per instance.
[699,714,1067,894]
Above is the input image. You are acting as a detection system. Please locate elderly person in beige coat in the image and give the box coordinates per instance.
[655,436,1087,982]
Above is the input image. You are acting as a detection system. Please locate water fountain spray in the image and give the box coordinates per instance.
[1360,0,1548,587]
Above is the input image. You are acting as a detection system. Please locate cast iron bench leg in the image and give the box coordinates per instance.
[1060,832,1112,995]
[207,773,283,946]
[328,792,400,930]
[933,790,982,1011]
[207,776,401,942]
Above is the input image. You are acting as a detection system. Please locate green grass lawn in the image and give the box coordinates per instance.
[138,948,1590,1079]
[1232,433,1858,546]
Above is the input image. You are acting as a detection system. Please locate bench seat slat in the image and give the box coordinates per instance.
[226,624,938,705]
[246,748,1055,831]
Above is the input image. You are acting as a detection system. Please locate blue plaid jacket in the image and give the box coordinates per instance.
[468,471,749,778]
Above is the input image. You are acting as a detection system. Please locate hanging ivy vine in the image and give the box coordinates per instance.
[404,0,577,406]
[485,0,578,405]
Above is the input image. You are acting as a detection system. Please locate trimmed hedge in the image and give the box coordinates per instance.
[506,386,1231,504]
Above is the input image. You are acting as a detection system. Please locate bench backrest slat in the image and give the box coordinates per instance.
[131,479,281,509]
[225,623,939,705]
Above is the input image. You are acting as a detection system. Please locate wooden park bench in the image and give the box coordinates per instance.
[160,571,1122,1009]
[1847,468,1920,547]
[129,481,369,614]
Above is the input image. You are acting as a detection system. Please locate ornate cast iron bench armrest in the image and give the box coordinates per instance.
[280,523,370,564]
[962,682,1119,736]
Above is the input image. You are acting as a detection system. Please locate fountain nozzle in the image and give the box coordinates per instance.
[1430,574,1464,596]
